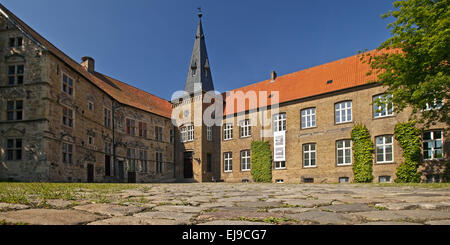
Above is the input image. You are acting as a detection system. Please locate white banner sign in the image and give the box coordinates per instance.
[273,131,285,161]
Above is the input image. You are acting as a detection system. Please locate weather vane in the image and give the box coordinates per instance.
[197,7,203,18]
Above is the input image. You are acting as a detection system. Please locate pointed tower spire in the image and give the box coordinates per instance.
[184,10,214,95]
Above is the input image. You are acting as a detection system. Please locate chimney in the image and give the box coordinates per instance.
[81,56,95,73]
[271,70,277,81]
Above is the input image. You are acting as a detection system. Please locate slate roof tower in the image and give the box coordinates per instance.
[184,11,214,94]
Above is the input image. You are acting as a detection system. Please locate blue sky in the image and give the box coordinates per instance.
[2,0,395,100]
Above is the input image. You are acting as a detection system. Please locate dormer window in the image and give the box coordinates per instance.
[8,37,23,48]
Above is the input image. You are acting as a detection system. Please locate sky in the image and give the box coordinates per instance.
[1,0,396,101]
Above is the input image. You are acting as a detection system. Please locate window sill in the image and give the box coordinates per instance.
[303,166,317,169]
[335,121,353,126]
[301,126,317,130]
[224,171,233,173]
[241,169,251,172]
[337,163,352,167]
[223,138,233,141]
[240,136,252,139]
[375,161,395,165]
[274,167,287,170]
[373,115,395,120]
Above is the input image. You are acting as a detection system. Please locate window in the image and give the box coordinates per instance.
[241,150,251,171]
[303,143,316,167]
[276,179,284,183]
[336,140,352,166]
[301,108,316,129]
[239,119,251,138]
[88,102,94,111]
[373,94,393,118]
[127,148,137,172]
[6,139,22,161]
[424,99,443,111]
[376,135,394,163]
[426,174,441,183]
[181,127,187,142]
[154,126,162,141]
[302,177,314,183]
[187,125,194,141]
[378,176,391,183]
[104,142,112,176]
[156,152,163,174]
[104,109,111,128]
[339,177,350,183]
[423,131,443,160]
[224,152,232,172]
[275,161,286,169]
[207,126,212,141]
[62,142,73,164]
[137,122,147,138]
[139,150,148,173]
[8,37,23,47]
[207,153,212,172]
[62,106,74,128]
[170,129,174,144]
[62,74,73,96]
[126,119,136,136]
[335,101,352,124]
[7,100,23,121]
[88,136,94,145]
[8,64,24,85]
[273,113,286,132]
[223,123,233,140]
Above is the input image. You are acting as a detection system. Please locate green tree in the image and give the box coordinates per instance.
[363,0,450,126]
[250,141,272,183]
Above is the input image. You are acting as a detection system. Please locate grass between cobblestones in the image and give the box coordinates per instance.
[0,183,142,206]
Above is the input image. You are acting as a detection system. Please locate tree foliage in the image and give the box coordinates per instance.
[351,124,374,183]
[363,0,450,126]
[250,141,272,183]
[394,121,422,182]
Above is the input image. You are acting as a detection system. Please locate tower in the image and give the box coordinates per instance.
[173,11,221,182]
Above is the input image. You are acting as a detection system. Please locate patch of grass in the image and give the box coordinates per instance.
[374,205,388,211]
[280,203,305,208]
[0,219,27,225]
[238,216,296,224]
[203,208,218,213]
[257,207,270,212]
[375,183,450,188]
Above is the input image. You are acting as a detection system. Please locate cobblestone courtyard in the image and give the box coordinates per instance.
[0,183,449,225]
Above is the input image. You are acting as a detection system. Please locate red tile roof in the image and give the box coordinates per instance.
[0,3,172,119]
[223,50,384,115]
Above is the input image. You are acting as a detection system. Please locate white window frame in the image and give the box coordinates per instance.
[373,94,394,118]
[275,161,286,170]
[273,113,286,132]
[336,140,352,166]
[207,126,212,141]
[423,131,443,160]
[181,127,187,142]
[241,150,251,171]
[424,99,443,111]
[187,125,194,142]
[375,135,394,163]
[301,108,316,129]
[224,152,232,172]
[378,176,392,183]
[240,119,251,138]
[223,123,233,140]
[303,143,316,167]
[335,101,352,124]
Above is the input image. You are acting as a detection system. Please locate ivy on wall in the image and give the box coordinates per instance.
[250,141,272,183]
[351,123,374,183]
[394,121,422,183]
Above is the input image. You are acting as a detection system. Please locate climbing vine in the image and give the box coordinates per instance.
[351,123,374,183]
[250,141,272,183]
[394,121,421,183]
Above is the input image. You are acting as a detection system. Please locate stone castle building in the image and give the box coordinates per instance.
[0,4,448,183]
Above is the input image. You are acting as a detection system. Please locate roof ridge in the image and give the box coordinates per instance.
[223,50,373,95]
[99,73,171,102]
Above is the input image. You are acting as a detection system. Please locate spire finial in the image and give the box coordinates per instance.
[197,7,203,18]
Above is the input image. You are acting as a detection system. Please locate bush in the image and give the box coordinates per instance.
[351,123,374,183]
[250,141,272,183]
[394,121,421,183]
